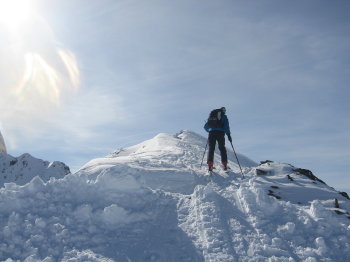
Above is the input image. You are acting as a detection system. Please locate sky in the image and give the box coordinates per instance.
[0,0,349,193]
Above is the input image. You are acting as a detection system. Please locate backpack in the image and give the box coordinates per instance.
[207,109,224,128]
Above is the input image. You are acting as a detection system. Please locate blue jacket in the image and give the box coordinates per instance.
[204,114,231,135]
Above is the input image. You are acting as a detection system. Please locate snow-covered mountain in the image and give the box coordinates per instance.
[0,152,71,187]
[0,130,349,261]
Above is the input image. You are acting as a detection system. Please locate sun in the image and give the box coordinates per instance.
[0,0,80,111]
[0,0,36,29]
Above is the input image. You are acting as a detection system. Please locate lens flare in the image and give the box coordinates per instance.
[16,53,60,104]
[0,131,6,153]
[0,0,81,108]
[0,0,81,144]
[15,50,80,106]
[0,0,80,149]
[58,49,81,89]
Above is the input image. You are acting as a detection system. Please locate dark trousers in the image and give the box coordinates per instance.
[207,131,227,164]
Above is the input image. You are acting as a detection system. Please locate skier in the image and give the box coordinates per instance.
[204,107,232,172]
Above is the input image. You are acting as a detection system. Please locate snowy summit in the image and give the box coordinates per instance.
[0,152,70,187]
[0,130,349,261]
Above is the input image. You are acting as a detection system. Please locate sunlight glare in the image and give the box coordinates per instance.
[15,51,80,106]
[58,49,81,89]
[1,0,81,121]
[0,0,36,29]
[16,53,60,105]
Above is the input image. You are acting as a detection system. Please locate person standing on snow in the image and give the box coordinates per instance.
[204,107,232,171]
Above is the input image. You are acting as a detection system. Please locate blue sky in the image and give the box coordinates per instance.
[0,0,349,193]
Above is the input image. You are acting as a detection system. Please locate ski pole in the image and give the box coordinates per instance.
[230,141,244,178]
[200,140,208,168]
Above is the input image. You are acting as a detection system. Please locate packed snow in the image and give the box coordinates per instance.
[0,130,349,261]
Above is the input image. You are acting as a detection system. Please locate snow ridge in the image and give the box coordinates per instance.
[0,130,349,262]
[0,152,70,187]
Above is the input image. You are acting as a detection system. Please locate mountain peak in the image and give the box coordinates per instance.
[77,130,257,194]
[0,151,71,187]
[0,130,349,261]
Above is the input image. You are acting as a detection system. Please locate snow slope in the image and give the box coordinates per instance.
[0,130,349,262]
[0,152,71,187]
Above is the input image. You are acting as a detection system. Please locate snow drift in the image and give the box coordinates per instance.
[0,130,349,262]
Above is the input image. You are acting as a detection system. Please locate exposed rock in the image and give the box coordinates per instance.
[287,174,294,181]
[335,198,340,208]
[293,168,325,184]
[260,160,274,165]
[256,169,268,175]
[268,190,281,199]
[339,191,350,200]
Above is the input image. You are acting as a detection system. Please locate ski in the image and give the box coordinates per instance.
[207,168,228,178]
[204,166,243,181]
[206,166,228,174]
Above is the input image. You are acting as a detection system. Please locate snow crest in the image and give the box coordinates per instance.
[0,152,70,187]
[0,130,349,261]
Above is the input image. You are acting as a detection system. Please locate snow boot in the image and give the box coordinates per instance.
[208,161,213,172]
[222,162,228,171]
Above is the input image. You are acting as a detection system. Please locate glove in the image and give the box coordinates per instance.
[227,134,232,143]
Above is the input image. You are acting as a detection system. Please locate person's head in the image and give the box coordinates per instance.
[220,107,226,114]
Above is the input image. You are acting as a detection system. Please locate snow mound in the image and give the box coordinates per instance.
[0,152,71,187]
[0,130,349,261]
[77,130,257,194]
